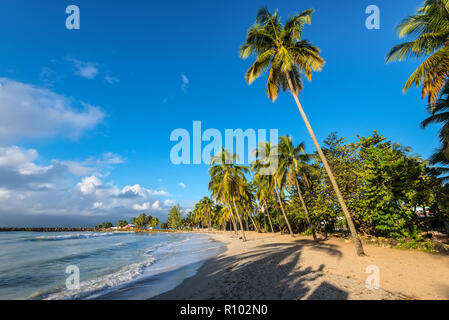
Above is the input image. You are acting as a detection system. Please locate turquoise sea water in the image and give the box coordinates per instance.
[0,232,223,300]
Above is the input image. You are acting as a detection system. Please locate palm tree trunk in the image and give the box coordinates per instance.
[232,195,247,241]
[250,212,261,233]
[209,209,212,231]
[286,74,364,256]
[228,204,239,235]
[262,208,268,232]
[274,180,294,237]
[276,209,283,234]
[264,203,275,233]
[294,177,317,241]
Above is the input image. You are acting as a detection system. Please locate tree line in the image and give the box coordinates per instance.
[182,132,448,244]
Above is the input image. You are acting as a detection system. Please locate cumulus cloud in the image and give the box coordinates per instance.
[77,176,103,195]
[133,202,150,211]
[0,146,176,225]
[0,78,105,143]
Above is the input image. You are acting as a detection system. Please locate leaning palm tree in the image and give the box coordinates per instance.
[241,8,364,254]
[386,0,449,106]
[209,149,250,241]
[278,135,317,241]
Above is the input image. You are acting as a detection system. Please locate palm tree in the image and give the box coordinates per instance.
[241,8,364,254]
[199,196,214,231]
[253,165,275,233]
[252,141,294,237]
[209,149,250,241]
[386,0,449,106]
[278,135,317,241]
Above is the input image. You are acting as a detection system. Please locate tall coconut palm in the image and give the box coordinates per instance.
[209,149,250,241]
[252,141,294,237]
[241,8,364,254]
[278,135,317,241]
[386,0,449,106]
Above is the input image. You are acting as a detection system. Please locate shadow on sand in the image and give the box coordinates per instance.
[153,238,348,300]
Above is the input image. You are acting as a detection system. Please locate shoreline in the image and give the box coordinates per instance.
[153,231,449,300]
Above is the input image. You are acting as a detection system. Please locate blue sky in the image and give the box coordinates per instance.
[0,0,437,226]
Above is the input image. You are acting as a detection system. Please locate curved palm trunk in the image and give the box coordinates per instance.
[294,178,317,241]
[228,203,239,235]
[265,203,275,233]
[249,212,261,233]
[262,207,268,232]
[208,209,212,231]
[286,75,364,256]
[232,195,247,241]
[274,180,294,237]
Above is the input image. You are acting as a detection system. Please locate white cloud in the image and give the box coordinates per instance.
[178,182,186,189]
[163,199,175,207]
[151,200,161,210]
[77,176,102,195]
[92,202,103,209]
[69,59,99,79]
[0,78,105,144]
[133,202,150,211]
[104,75,119,85]
[181,73,189,92]
[58,152,126,177]
[0,146,177,224]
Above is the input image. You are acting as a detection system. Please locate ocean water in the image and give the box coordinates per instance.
[0,231,223,300]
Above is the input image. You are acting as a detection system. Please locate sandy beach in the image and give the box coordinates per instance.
[153,231,449,300]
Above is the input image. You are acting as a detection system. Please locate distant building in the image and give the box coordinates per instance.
[414,207,433,218]
[124,224,136,230]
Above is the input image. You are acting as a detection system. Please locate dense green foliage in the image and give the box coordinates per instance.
[95,222,113,229]
[117,220,128,228]
[166,204,183,229]
[130,213,159,229]
[186,132,448,240]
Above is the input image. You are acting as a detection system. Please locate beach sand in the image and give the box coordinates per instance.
[153,231,449,300]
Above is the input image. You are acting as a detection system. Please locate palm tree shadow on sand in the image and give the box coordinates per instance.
[153,239,349,300]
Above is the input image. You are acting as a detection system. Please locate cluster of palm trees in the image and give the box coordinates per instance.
[189,1,449,258]
[188,135,328,242]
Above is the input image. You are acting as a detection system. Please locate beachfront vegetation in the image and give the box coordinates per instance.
[185,132,448,245]
[117,220,128,228]
[95,222,113,230]
[240,7,365,254]
[131,213,159,229]
[166,204,183,229]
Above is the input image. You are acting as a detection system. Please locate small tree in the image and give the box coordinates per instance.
[167,205,183,229]
[117,220,128,228]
